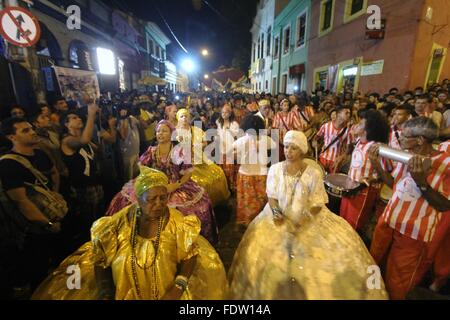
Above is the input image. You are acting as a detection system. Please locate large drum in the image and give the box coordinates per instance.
[324,174,361,215]
[324,174,361,198]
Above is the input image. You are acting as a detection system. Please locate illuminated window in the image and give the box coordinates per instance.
[96,48,116,75]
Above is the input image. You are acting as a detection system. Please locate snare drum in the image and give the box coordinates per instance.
[324,174,361,198]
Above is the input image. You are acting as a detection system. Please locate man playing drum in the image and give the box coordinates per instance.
[340,110,390,234]
[313,106,352,173]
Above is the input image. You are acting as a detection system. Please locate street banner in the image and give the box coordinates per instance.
[54,66,100,103]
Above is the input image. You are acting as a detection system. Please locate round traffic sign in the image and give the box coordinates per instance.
[0,6,41,47]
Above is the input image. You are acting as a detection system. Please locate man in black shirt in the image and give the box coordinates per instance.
[0,117,61,293]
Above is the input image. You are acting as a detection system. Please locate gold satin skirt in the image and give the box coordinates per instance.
[31,238,228,300]
[192,163,230,207]
[228,205,389,300]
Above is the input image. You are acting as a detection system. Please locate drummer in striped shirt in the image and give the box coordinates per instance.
[429,139,450,293]
[340,110,390,234]
[291,99,315,132]
[389,105,413,150]
[313,105,352,173]
[368,117,450,299]
[439,140,450,153]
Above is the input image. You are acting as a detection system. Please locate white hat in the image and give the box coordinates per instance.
[284,130,308,155]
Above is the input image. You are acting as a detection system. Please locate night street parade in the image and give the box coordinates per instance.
[0,0,449,310]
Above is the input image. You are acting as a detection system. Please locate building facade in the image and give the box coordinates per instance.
[165,60,177,93]
[306,0,450,95]
[144,21,170,86]
[0,0,179,115]
[250,0,275,94]
[272,0,310,95]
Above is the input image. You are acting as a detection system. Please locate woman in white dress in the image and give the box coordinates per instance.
[228,130,389,300]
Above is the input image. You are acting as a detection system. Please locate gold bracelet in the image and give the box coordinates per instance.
[174,275,189,292]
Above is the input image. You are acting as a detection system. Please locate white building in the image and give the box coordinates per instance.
[165,60,177,93]
[176,70,189,93]
[250,0,290,94]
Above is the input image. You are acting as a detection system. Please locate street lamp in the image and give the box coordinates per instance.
[181,58,196,73]
[201,49,209,57]
[204,74,209,79]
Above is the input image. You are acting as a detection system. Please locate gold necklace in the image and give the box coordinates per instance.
[130,207,166,299]
[155,144,173,168]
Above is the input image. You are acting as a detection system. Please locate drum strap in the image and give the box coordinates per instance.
[394,126,401,145]
[299,109,311,125]
[280,115,290,131]
[321,126,348,155]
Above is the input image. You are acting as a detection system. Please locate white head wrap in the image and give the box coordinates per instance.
[284,130,308,155]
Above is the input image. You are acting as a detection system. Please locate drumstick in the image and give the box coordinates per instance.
[315,144,318,163]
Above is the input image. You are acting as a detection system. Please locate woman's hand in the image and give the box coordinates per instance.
[161,285,184,300]
[273,213,285,226]
[271,206,285,226]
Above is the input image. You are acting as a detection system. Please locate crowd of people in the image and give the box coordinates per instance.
[0,78,449,300]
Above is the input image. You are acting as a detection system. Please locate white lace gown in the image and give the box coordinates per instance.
[228,161,388,300]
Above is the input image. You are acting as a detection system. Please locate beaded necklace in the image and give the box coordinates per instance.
[283,162,306,209]
[155,144,173,168]
[130,207,166,300]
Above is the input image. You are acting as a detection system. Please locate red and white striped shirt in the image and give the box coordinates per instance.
[291,106,314,131]
[389,125,402,150]
[349,141,378,183]
[317,121,351,162]
[381,153,450,242]
[272,112,295,141]
[439,140,450,154]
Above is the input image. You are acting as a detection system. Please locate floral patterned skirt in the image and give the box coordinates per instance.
[236,173,267,226]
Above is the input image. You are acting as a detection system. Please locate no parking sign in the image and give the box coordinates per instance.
[0,6,41,47]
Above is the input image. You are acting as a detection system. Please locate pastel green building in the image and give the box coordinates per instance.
[272,0,310,94]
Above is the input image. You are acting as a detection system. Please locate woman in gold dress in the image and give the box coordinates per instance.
[32,167,227,300]
[228,131,388,300]
[175,108,230,206]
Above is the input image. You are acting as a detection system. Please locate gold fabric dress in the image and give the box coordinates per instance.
[228,162,388,300]
[32,206,228,300]
[177,125,230,206]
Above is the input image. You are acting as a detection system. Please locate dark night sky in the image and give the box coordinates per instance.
[110,0,259,73]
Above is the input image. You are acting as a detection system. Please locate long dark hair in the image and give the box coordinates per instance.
[360,109,390,143]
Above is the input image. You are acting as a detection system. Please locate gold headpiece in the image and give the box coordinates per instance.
[176,108,189,121]
[134,166,169,197]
